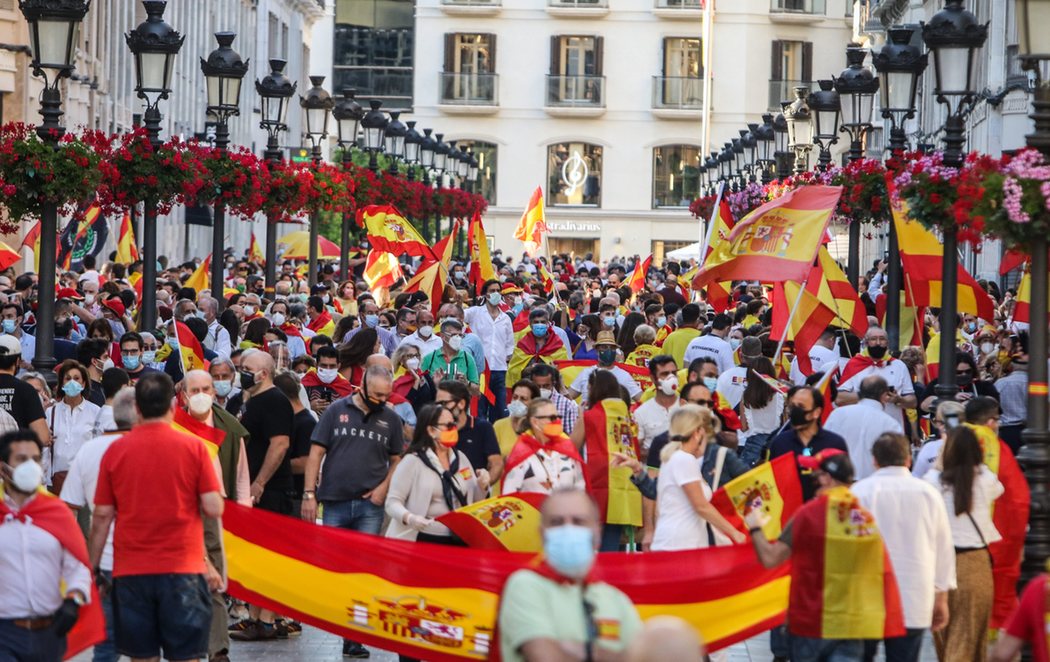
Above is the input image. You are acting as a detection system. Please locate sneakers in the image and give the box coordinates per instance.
[342,640,370,658]
[227,619,252,633]
[275,619,302,639]
[229,620,279,642]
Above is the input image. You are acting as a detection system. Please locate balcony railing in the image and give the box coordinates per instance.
[549,0,608,7]
[768,79,816,110]
[441,0,501,5]
[770,0,825,13]
[546,75,605,108]
[439,72,499,106]
[652,76,702,110]
[655,0,702,7]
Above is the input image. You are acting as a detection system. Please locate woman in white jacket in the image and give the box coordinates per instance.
[385,403,489,543]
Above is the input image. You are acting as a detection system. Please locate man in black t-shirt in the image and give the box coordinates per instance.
[0,336,48,443]
[435,379,502,484]
[273,372,317,503]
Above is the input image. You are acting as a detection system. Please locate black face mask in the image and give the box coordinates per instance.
[788,405,812,428]
[361,383,386,413]
[239,369,256,391]
[55,319,72,338]
[867,345,888,359]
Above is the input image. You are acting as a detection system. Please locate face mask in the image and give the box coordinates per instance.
[364,314,379,328]
[1,319,15,334]
[453,271,465,281]
[598,349,617,365]
[966,322,977,333]
[418,326,433,339]
[108,320,126,337]
[317,368,339,384]
[788,405,811,428]
[213,380,233,397]
[167,336,179,350]
[602,316,616,328]
[61,380,84,398]
[655,316,667,329]
[531,323,548,338]
[436,427,459,448]
[243,305,255,316]
[405,357,421,371]
[323,295,330,304]
[499,275,508,283]
[659,376,679,396]
[122,354,141,371]
[363,394,385,413]
[487,292,502,306]
[188,392,213,415]
[729,337,742,350]
[507,400,528,418]
[867,345,887,359]
[703,377,718,392]
[239,369,257,391]
[980,342,996,355]
[142,350,156,364]
[9,460,43,493]
[542,421,564,438]
[101,357,115,372]
[448,335,463,352]
[539,388,553,400]
[84,293,95,305]
[543,525,595,580]
[271,312,286,327]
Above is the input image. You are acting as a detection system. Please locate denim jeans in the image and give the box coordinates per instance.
[790,635,864,662]
[0,620,66,661]
[478,370,507,423]
[92,570,117,662]
[600,524,625,552]
[321,498,384,535]
[739,433,772,468]
[862,628,926,662]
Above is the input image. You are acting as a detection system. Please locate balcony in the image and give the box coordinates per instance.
[769,0,826,23]
[768,79,816,111]
[547,0,610,18]
[545,75,606,117]
[652,76,702,118]
[654,0,703,19]
[438,73,499,114]
[440,0,502,15]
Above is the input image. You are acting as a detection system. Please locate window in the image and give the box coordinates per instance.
[653,145,701,208]
[268,13,281,59]
[547,142,602,206]
[769,40,813,109]
[334,0,415,110]
[548,36,605,106]
[652,240,692,265]
[656,37,702,108]
[441,34,497,104]
[455,140,498,205]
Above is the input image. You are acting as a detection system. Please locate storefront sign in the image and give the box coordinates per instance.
[547,221,600,233]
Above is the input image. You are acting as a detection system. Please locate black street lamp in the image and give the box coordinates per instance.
[433,134,450,189]
[808,80,841,172]
[300,75,333,287]
[126,0,183,333]
[834,45,879,162]
[333,88,363,278]
[756,114,776,184]
[383,112,407,176]
[403,121,422,183]
[419,129,436,242]
[1015,0,1050,593]
[19,0,89,376]
[742,127,758,183]
[923,0,987,403]
[783,86,813,175]
[201,31,248,313]
[256,59,297,291]
[772,110,794,179]
[872,26,928,152]
[361,99,387,173]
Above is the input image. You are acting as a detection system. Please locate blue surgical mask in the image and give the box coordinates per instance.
[213,379,233,397]
[122,354,141,371]
[364,314,379,328]
[487,292,502,307]
[531,323,548,338]
[142,350,156,364]
[1,319,15,334]
[602,316,616,328]
[543,525,595,580]
[703,377,718,392]
[61,380,84,397]
[656,316,667,329]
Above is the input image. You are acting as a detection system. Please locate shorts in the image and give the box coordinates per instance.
[113,573,211,661]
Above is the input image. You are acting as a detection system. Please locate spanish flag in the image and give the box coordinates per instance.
[506,332,569,386]
[432,218,460,267]
[583,400,642,527]
[115,213,140,264]
[551,360,654,399]
[437,492,546,552]
[783,485,905,640]
[363,251,403,291]
[171,319,208,372]
[624,254,652,294]
[358,205,435,260]
[513,186,547,256]
[701,200,735,311]
[770,280,837,377]
[709,453,803,539]
[467,213,497,295]
[0,241,20,272]
[249,232,265,264]
[1012,263,1050,324]
[184,254,211,294]
[57,204,101,271]
[537,261,557,298]
[172,406,226,458]
[403,259,450,317]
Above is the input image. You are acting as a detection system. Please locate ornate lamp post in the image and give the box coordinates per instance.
[333,88,363,278]
[703,153,719,196]
[808,80,841,172]
[756,114,776,184]
[772,111,794,179]
[730,138,744,191]
[256,59,296,291]
[783,86,813,175]
[126,0,183,332]
[923,0,987,402]
[383,112,407,176]
[361,100,387,173]
[403,121,422,183]
[19,0,89,375]
[742,127,758,183]
[300,76,333,287]
[419,129,436,242]
[201,32,248,313]
[1015,0,1050,593]
[872,27,928,153]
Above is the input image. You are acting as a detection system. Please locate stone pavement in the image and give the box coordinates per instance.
[71,623,941,661]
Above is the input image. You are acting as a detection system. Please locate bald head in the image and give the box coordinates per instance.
[540,489,600,536]
[183,369,214,396]
[365,353,392,371]
[626,616,705,662]
[242,348,275,388]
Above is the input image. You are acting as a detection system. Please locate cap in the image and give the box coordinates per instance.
[102,298,125,318]
[595,330,619,348]
[798,449,854,483]
[0,335,21,356]
[740,336,763,359]
[55,287,83,301]
[501,283,522,295]
[311,283,329,294]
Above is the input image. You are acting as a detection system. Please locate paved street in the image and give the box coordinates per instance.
[71,623,940,661]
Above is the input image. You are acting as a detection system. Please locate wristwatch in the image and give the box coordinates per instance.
[68,591,87,606]
[302,491,316,500]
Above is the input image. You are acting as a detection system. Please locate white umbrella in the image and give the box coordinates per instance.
[666,242,703,261]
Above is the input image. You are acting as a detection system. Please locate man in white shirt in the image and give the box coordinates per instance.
[851,432,954,662]
[199,296,232,361]
[836,326,916,428]
[789,328,838,385]
[400,308,443,357]
[715,336,762,409]
[567,331,642,403]
[683,313,735,373]
[824,376,904,480]
[464,279,516,422]
[632,356,680,454]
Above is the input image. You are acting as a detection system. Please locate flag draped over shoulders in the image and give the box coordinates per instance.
[506,333,568,386]
[583,400,642,526]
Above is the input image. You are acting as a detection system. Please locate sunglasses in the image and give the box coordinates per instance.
[533,414,562,422]
[689,399,714,407]
[434,422,457,430]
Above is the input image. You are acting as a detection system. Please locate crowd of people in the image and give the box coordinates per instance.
[0,246,1047,662]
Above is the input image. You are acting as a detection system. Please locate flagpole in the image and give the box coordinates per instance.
[699,181,726,259]
[774,275,811,369]
[171,316,187,377]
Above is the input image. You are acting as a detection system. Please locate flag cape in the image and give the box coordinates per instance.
[785,485,905,640]
[173,319,207,372]
[501,432,584,491]
[404,260,450,317]
[184,255,211,294]
[709,453,803,540]
[301,368,355,398]
[513,186,547,256]
[624,255,652,294]
[364,251,404,291]
[694,186,841,288]
[583,400,642,526]
[114,213,140,264]
[436,492,547,552]
[172,406,226,458]
[307,310,336,337]
[506,333,569,386]
[467,213,497,295]
[358,205,435,260]
[0,488,105,659]
[966,423,1030,627]
[249,232,265,265]
[223,502,791,657]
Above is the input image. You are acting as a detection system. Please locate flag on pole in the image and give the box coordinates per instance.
[21,219,42,271]
[184,255,211,294]
[513,186,547,256]
[437,492,547,552]
[249,232,265,264]
[57,203,106,271]
[363,251,404,291]
[467,212,497,294]
[357,205,435,260]
[701,199,736,311]
[115,213,140,264]
[1012,263,1050,324]
[172,318,207,372]
[432,219,460,267]
[814,365,838,424]
[0,242,20,272]
[537,261,556,297]
[403,260,450,317]
[624,254,652,294]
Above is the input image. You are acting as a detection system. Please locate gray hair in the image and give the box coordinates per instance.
[112,387,138,429]
[363,364,393,386]
[209,357,235,373]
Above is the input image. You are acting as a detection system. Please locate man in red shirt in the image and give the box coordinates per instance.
[88,373,224,662]
[992,572,1050,662]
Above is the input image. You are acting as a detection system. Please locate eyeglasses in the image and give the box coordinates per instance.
[434,422,457,430]
[689,399,714,407]
[533,414,562,422]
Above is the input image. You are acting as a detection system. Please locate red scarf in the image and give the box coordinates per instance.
[516,331,566,359]
[392,370,419,399]
[502,432,585,491]
[307,310,333,333]
[301,369,354,398]
[511,308,531,333]
[840,352,893,385]
[279,322,303,338]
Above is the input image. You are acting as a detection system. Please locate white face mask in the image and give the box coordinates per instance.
[448,335,463,352]
[100,357,115,372]
[980,342,996,355]
[10,460,43,493]
[405,357,421,371]
[659,376,679,396]
[539,388,553,399]
[271,312,286,327]
[243,305,255,316]
[418,326,433,339]
[188,392,214,415]
[317,368,339,384]
[507,399,528,418]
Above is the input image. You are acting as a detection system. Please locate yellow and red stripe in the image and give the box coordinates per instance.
[437,492,546,552]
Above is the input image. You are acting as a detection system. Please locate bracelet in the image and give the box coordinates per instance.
[748,527,763,535]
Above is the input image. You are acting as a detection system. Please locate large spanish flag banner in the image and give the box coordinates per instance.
[358,205,436,260]
[437,492,547,552]
[223,503,791,658]
[552,360,654,398]
[693,186,841,288]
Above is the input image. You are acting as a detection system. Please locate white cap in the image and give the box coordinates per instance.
[0,335,21,356]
